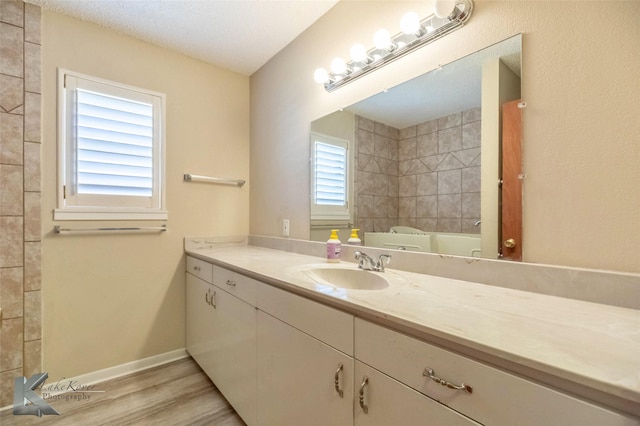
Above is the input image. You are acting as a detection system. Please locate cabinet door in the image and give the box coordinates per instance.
[186,272,257,425]
[186,273,217,375]
[209,287,257,426]
[257,311,353,426]
[354,361,480,426]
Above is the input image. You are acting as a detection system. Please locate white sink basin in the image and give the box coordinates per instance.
[284,263,404,291]
[304,267,389,290]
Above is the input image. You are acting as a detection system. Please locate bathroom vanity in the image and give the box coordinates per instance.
[185,241,639,425]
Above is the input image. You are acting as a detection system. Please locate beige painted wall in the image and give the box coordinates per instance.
[250,1,640,273]
[41,11,250,378]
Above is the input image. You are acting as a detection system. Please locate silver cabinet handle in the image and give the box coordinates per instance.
[334,363,344,398]
[423,368,472,393]
[204,289,216,309]
[225,279,236,287]
[359,376,369,414]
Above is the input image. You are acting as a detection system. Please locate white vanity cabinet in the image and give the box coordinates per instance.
[186,252,639,426]
[256,284,354,426]
[185,256,257,426]
[355,318,639,426]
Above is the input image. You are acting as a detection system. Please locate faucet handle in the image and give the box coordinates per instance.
[376,254,391,271]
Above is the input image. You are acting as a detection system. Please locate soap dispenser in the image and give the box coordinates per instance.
[347,228,362,246]
[326,229,341,263]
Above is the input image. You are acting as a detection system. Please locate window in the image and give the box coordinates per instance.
[310,132,350,222]
[55,69,167,220]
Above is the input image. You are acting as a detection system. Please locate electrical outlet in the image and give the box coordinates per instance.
[282,219,290,237]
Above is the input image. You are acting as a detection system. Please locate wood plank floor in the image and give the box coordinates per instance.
[0,357,246,425]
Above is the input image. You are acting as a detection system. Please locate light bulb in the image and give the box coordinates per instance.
[313,68,329,84]
[373,29,393,51]
[350,44,368,63]
[434,0,456,19]
[400,12,421,35]
[330,57,348,75]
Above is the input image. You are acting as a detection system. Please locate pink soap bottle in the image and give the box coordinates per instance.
[326,229,341,263]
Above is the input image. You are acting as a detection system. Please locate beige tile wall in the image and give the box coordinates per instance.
[0,0,41,407]
[354,108,481,236]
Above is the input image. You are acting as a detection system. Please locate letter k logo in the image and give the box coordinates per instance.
[13,373,60,416]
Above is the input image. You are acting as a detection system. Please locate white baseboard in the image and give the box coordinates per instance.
[69,348,189,387]
[1,348,189,412]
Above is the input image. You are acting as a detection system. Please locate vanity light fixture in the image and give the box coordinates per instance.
[314,0,474,92]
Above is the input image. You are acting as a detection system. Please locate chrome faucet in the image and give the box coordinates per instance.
[355,251,391,272]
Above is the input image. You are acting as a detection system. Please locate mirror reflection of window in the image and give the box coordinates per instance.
[310,133,350,222]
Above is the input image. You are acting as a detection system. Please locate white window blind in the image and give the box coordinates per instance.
[76,89,154,197]
[56,69,167,220]
[314,141,347,206]
[310,133,350,222]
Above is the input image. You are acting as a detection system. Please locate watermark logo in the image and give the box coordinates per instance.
[13,373,60,417]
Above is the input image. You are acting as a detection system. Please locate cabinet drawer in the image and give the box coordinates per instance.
[354,360,480,426]
[257,284,353,356]
[211,265,257,306]
[186,256,213,283]
[355,319,638,426]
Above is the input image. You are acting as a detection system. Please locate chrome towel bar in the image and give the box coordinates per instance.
[183,173,245,187]
[54,225,167,234]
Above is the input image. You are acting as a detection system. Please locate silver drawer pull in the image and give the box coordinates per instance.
[334,363,344,398]
[193,266,201,271]
[359,376,369,414]
[225,279,236,287]
[423,368,472,393]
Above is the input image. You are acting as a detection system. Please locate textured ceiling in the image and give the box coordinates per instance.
[26,0,338,75]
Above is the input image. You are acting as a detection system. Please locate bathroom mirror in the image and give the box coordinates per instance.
[310,35,522,259]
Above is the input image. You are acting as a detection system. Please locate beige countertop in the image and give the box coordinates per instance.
[186,244,640,415]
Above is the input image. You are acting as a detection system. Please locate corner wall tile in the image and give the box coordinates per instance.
[0,22,24,77]
[0,267,23,318]
[438,193,462,218]
[0,0,23,27]
[23,142,40,191]
[0,74,23,112]
[437,218,462,233]
[24,241,40,291]
[437,113,461,130]
[437,169,462,195]
[0,216,23,267]
[462,107,481,123]
[24,92,41,142]
[0,164,23,215]
[24,191,41,241]
[0,368,23,407]
[24,2,41,44]
[23,339,41,377]
[1,317,23,370]
[24,42,41,93]
[462,192,481,218]
[24,290,41,341]
[0,113,23,165]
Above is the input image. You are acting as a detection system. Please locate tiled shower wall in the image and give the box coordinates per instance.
[354,108,481,235]
[0,0,42,407]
